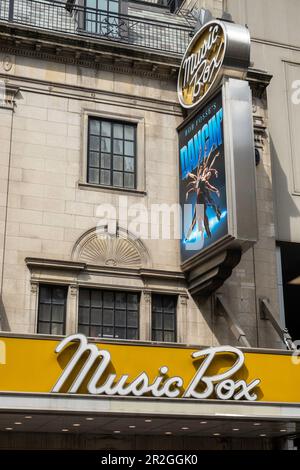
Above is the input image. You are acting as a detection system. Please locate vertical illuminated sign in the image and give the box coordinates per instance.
[179,91,228,263]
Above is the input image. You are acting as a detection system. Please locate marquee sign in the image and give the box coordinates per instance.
[177,20,251,109]
[0,334,300,404]
[52,334,260,401]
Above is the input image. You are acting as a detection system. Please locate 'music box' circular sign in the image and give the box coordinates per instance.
[177,20,251,109]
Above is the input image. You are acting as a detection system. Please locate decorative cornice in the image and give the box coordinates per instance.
[247,68,273,99]
[25,258,86,272]
[0,83,19,110]
[0,22,181,81]
[25,256,186,285]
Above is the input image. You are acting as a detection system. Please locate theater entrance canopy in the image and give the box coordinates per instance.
[0,334,299,439]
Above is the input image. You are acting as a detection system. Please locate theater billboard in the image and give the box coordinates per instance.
[177,20,258,295]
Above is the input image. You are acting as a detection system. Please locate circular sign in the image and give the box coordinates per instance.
[178,20,226,109]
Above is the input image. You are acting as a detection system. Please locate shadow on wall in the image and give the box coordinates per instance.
[269,135,299,241]
[0,295,10,332]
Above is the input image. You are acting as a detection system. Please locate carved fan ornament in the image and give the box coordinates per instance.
[72,227,149,268]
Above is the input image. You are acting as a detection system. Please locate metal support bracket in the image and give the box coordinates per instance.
[215,294,251,347]
[259,298,296,351]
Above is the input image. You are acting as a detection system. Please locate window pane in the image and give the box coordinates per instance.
[164,296,176,313]
[109,1,119,14]
[100,169,110,185]
[52,305,64,323]
[124,141,134,156]
[124,173,135,189]
[51,323,64,335]
[89,168,99,184]
[90,326,101,338]
[113,171,123,187]
[52,287,66,304]
[153,313,162,329]
[101,137,111,153]
[101,121,111,137]
[79,289,90,307]
[152,295,177,343]
[102,326,114,337]
[38,285,67,336]
[86,0,97,9]
[40,286,52,303]
[78,289,139,340]
[164,314,175,330]
[115,327,126,339]
[39,304,51,322]
[115,291,126,309]
[164,331,175,343]
[103,291,114,307]
[91,290,102,307]
[99,0,108,11]
[103,309,114,326]
[38,322,50,334]
[91,308,102,325]
[127,329,138,340]
[88,118,136,189]
[152,295,162,311]
[79,307,90,324]
[153,330,163,342]
[78,324,90,336]
[124,125,134,140]
[127,293,138,310]
[113,123,123,138]
[90,119,100,135]
[89,152,100,168]
[115,310,126,326]
[124,157,134,172]
[113,155,123,171]
[113,139,123,155]
[90,135,100,151]
[128,310,138,327]
[101,153,111,169]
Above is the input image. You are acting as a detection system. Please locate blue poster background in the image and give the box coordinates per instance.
[179,92,228,263]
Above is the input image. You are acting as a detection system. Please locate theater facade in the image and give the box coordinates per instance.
[0,0,299,450]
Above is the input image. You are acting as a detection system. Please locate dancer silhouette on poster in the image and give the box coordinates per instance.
[185,146,221,240]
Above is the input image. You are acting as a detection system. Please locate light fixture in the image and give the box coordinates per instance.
[165,432,172,435]
[62,429,69,432]
[260,434,267,437]
[113,431,121,434]
[213,433,221,436]
[200,421,207,424]
[85,417,94,421]
[24,416,32,419]
[73,424,80,427]
[233,429,239,431]
[253,423,261,426]
[288,276,300,285]
[5,428,13,431]
[14,422,22,425]
[280,429,287,432]
[129,425,136,429]
[181,427,189,430]
[145,419,152,423]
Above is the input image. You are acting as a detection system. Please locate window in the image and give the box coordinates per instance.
[37,285,67,335]
[85,0,120,36]
[152,294,177,342]
[88,117,136,189]
[78,288,139,339]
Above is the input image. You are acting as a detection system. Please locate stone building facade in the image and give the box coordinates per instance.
[0,0,297,451]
